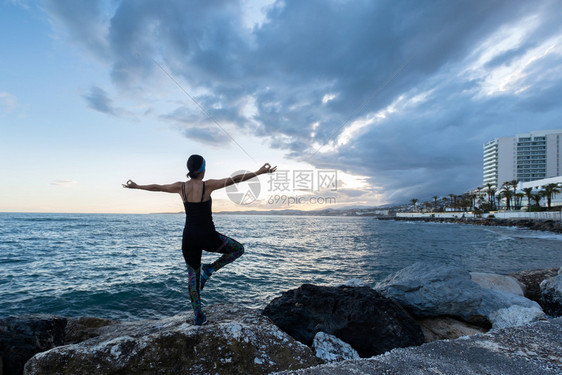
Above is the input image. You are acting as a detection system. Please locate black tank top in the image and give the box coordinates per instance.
[182,182,215,229]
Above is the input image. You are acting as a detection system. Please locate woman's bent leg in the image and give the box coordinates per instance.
[211,233,245,272]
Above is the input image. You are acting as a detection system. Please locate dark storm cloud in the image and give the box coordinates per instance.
[46,0,562,204]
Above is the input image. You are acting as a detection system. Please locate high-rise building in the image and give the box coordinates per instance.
[483,129,562,188]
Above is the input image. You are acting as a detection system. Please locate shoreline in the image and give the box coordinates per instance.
[377,216,562,234]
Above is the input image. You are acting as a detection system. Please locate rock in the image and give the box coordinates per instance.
[274,317,562,375]
[510,268,559,302]
[312,332,359,363]
[63,317,116,344]
[262,284,425,358]
[376,262,545,327]
[24,305,319,375]
[477,288,544,328]
[375,262,482,319]
[488,305,546,329]
[540,268,562,316]
[470,272,525,296]
[0,315,66,375]
[415,317,487,342]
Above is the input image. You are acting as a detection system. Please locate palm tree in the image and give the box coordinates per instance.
[515,192,525,210]
[432,196,439,209]
[410,198,419,211]
[501,189,513,210]
[448,194,457,210]
[522,187,533,208]
[501,181,513,210]
[542,183,562,209]
[509,179,519,196]
[485,183,496,210]
[441,197,449,211]
[531,193,543,207]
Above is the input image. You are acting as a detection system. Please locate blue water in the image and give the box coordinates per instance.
[1,213,561,320]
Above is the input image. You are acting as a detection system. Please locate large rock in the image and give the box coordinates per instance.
[540,268,562,316]
[262,284,425,358]
[510,268,559,303]
[376,262,544,328]
[0,315,66,375]
[24,305,319,375]
[275,317,562,375]
[375,262,483,320]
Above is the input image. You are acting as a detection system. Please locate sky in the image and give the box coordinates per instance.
[1,0,562,214]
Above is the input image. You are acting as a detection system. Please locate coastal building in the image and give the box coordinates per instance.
[483,129,562,188]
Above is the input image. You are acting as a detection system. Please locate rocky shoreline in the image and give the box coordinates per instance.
[377,215,562,233]
[1,263,561,375]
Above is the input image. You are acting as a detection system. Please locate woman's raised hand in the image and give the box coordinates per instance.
[257,163,277,175]
[122,180,139,189]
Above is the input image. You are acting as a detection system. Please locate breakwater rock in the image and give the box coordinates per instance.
[375,262,545,328]
[5,305,319,375]
[274,317,562,375]
[2,264,561,374]
[381,216,562,233]
[262,284,425,358]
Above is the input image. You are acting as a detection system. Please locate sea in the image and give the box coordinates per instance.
[1,212,561,321]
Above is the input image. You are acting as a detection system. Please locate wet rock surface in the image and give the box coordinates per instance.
[274,317,562,375]
[262,284,425,357]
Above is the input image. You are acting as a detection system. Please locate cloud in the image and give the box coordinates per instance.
[51,180,78,187]
[45,0,562,204]
[0,92,18,113]
[82,86,133,118]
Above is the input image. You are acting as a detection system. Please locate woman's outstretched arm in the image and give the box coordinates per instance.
[206,163,277,191]
[122,180,182,193]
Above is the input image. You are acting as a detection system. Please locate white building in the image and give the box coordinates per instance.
[518,176,562,208]
[483,129,562,188]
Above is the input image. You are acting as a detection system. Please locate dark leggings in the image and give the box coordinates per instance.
[182,232,244,317]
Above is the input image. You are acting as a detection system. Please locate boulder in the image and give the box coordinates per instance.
[488,305,546,329]
[415,317,487,342]
[375,262,482,320]
[376,262,545,328]
[510,268,559,303]
[477,288,544,328]
[540,268,562,316]
[262,284,425,358]
[274,317,562,375]
[24,305,319,375]
[0,315,66,375]
[470,272,525,296]
[312,332,359,363]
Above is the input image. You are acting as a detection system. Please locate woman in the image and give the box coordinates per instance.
[123,155,276,325]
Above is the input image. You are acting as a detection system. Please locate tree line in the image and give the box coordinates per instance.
[410,181,562,213]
